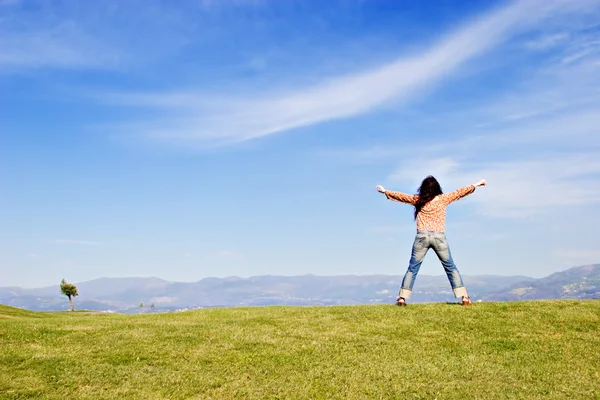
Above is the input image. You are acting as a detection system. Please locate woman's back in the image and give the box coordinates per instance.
[384,185,475,232]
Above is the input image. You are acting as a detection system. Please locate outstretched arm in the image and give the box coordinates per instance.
[443,179,486,204]
[376,185,416,205]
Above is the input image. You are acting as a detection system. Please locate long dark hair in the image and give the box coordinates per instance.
[414,175,443,219]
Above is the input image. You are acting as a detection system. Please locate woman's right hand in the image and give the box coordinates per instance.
[376,185,386,193]
[474,179,487,187]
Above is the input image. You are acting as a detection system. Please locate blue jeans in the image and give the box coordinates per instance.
[399,230,468,299]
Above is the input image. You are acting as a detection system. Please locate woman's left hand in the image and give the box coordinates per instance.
[376,185,386,193]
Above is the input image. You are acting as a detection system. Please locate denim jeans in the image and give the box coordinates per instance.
[399,230,468,299]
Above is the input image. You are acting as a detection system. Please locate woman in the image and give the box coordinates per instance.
[376,176,486,306]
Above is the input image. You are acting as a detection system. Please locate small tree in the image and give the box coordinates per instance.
[60,278,79,311]
[150,303,155,311]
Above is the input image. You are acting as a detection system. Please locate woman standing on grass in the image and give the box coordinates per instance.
[376,176,486,306]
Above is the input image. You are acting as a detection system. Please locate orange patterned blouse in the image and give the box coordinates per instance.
[384,185,476,232]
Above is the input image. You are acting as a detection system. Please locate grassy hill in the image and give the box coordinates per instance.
[1,301,598,399]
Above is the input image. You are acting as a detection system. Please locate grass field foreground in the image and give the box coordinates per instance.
[1,301,599,399]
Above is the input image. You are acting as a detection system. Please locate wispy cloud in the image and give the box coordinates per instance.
[102,0,594,147]
[54,239,103,246]
[378,51,600,217]
[386,150,600,218]
[381,72,600,217]
[0,1,192,72]
[0,5,123,72]
[0,29,120,71]
[381,64,600,218]
[525,32,570,50]
[322,6,600,220]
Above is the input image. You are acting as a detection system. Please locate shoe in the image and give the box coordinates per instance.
[396,297,406,307]
[461,296,472,306]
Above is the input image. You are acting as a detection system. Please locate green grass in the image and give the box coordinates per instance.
[1,301,599,399]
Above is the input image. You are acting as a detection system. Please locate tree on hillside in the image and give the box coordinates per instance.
[60,279,79,311]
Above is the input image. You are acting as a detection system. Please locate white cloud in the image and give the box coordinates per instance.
[0,2,191,72]
[54,239,103,246]
[525,33,570,50]
[387,152,600,218]
[337,13,600,220]
[0,21,122,71]
[102,0,596,146]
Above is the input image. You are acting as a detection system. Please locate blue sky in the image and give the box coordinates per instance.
[1,0,600,288]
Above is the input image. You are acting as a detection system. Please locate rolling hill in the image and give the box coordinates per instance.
[1,264,598,313]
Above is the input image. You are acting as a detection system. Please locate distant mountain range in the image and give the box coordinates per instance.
[1,264,598,313]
